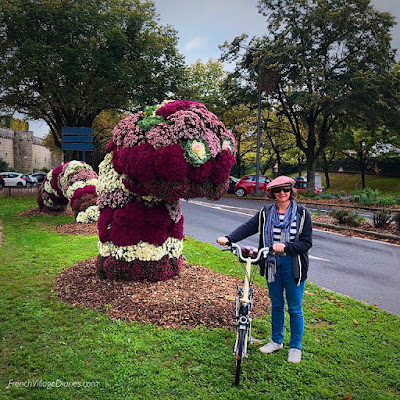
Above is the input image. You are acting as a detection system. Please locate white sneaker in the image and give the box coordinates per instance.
[259,341,283,354]
[287,348,302,363]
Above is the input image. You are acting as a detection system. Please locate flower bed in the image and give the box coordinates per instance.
[96,100,236,282]
[37,161,99,223]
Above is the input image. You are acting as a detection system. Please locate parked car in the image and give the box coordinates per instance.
[30,172,47,183]
[227,176,239,194]
[293,178,320,194]
[234,174,272,197]
[0,172,27,187]
[0,174,4,190]
[21,174,38,187]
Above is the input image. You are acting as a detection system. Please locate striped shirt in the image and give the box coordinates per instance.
[273,214,297,243]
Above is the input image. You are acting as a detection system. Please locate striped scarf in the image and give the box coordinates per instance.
[264,200,297,283]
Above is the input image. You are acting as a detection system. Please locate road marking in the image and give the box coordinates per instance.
[310,255,331,262]
[188,200,256,216]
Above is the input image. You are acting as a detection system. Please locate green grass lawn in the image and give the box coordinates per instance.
[0,197,399,399]
[320,172,400,195]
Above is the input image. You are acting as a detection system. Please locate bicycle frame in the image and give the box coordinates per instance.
[226,243,269,385]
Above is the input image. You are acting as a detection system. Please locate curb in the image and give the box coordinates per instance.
[224,194,400,213]
[301,200,400,213]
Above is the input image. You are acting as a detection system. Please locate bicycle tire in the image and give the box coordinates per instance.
[234,328,246,385]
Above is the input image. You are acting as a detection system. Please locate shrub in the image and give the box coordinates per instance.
[0,157,9,172]
[297,190,318,199]
[355,188,381,206]
[376,195,396,206]
[392,213,400,231]
[318,192,342,200]
[373,209,393,228]
[330,209,363,227]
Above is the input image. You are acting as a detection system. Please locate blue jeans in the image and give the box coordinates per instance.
[267,255,305,350]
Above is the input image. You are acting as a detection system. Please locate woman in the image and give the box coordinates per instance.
[217,176,312,364]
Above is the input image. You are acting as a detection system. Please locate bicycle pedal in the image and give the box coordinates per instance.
[250,337,263,345]
[225,295,236,301]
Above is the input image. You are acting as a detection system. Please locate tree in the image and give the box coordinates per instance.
[91,109,128,169]
[0,116,29,130]
[176,58,228,117]
[222,104,258,177]
[0,0,185,150]
[221,0,397,190]
[339,124,389,189]
[261,111,296,176]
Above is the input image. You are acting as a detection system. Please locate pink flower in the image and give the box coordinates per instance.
[155,100,200,119]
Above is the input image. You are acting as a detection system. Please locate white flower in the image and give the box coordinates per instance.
[44,180,58,196]
[97,153,122,194]
[66,181,87,200]
[76,205,100,223]
[97,237,184,262]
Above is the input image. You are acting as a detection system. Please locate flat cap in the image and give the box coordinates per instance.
[267,175,295,190]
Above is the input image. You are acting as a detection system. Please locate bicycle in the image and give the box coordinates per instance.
[222,242,269,386]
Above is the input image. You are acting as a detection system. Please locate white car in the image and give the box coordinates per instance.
[0,172,27,187]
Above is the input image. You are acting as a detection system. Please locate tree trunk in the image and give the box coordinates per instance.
[321,153,330,189]
[306,157,317,191]
[360,163,366,189]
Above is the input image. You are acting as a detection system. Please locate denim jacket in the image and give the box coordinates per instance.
[226,203,312,285]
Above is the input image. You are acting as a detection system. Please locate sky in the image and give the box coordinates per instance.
[24,0,400,138]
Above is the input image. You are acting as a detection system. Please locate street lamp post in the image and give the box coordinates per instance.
[255,88,262,195]
[254,68,279,195]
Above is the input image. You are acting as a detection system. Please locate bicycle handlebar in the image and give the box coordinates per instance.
[228,243,270,264]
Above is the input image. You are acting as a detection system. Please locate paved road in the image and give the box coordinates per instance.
[180,198,400,315]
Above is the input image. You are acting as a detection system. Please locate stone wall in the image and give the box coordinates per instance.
[0,127,61,172]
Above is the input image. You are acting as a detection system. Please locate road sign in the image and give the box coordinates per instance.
[61,127,93,161]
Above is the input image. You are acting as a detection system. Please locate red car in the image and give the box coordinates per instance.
[234,174,272,197]
[293,178,320,194]
[0,174,4,190]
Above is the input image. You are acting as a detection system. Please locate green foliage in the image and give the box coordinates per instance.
[0,157,9,172]
[0,0,185,149]
[314,192,342,200]
[297,190,318,199]
[354,188,380,205]
[176,58,228,116]
[221,0,398,188]
[1,198,399,399]
[329,209,363,227]
[393,213,400,231]
[376,195,396,206]
[354,188,396,206]
[0,116,29,130]
[373,209,393,228]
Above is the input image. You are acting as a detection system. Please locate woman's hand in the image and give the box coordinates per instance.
[272,243,286,254]
[217,236,229,246]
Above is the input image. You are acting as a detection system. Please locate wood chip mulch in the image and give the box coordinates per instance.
[54,221,97,236]
[55,258,271,330]
[18,207,74,217]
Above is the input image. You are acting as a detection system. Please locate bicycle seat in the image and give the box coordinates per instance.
[241,246,259,259]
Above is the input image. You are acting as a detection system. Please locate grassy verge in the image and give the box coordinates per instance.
[1,197,399,399]
[319,173,400,196]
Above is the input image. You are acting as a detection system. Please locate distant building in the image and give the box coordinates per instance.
[0,127,62,173]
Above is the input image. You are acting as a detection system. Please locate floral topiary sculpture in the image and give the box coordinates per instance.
[37,160,99,223]
[96,100,236,282]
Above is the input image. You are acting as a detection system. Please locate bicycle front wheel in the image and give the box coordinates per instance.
[234,328,246,385]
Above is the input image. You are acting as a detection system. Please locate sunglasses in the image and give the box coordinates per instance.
[272,187,291,194]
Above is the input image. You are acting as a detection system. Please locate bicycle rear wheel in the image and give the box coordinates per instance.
[234,328,246,385]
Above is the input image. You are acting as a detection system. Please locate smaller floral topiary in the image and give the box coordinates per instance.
[37,160,99,223]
